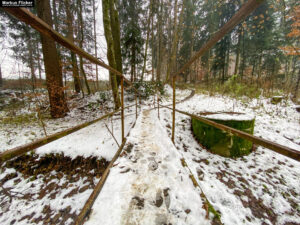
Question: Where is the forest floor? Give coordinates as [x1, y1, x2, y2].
[0, 87, 299, 225]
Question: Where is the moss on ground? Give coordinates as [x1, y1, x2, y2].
[0, 113, 38, 126]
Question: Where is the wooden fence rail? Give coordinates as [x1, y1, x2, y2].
[161, 105, 300, 162]
[0, 104, 136, 163]
[74, 139, 127, 225]
[1, 7, 145, 163]
[2, 7, 140, 95]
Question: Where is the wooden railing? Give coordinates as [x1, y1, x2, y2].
[3, 2, 299, 225]
[160, 103, 300, 162]
[0, 7, 144, 163]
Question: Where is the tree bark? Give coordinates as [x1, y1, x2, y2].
[293, 69, 300, 100]
[65, 0, 81, 93]
[52, 0, 62, 59]
[151, 13, 155, 82]
[141, 0, 153, 82]
[24, 26, 36, 91]
[190, 0, 195, 83]
[92, 0, 99, 90]
[234, 27, 241, 75]
[78, 0, 91, 95]
[109, 0, 123, 85]
[165, 0, 179, 83]
[36, 0, 69, 118]
[36, 42, 42, 80]
[156, 0, 163, 82]
[102, 0, 121, 109]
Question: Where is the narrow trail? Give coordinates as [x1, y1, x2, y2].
[85, 109, 210, 225]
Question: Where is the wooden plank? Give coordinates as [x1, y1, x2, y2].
[0, 104, 135, 163]
[173, 0, 265, 77]
[162, 106, 300, 162]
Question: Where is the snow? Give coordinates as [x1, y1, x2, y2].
[202, 112, 255, 121]
[35, 109, 136, 161]
[0, 90, 136, 154]
[0, 167, 97, 225]
[1, 87, 300, 225]
[177, 93, 300, 151]
[85, 109, 211, 225]
[159, 92, 300, 225]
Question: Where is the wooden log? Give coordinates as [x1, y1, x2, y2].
[161, 106, 300, 162]
[74, 139, 127, 225]
[0, 104, 136, 163]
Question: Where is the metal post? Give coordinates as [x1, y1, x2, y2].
[157, 94, 160, 119]
[171, 76, 176, 143]
[153, 91, 156, 108]
[121, 76, 124, 142]
[135, 93, 138, 119]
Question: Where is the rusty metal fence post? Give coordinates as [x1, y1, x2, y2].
[171, 76, 176, 143]
[121, 76, 124, 142]
[157, 94, 160, 119]
[135, 93, 138, 119]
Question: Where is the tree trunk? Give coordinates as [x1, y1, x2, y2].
[36, 42, 42, 80]
[166, 0, 180, 83]
[156, 0, 163, 82]
[257, 50, 263, 87]
[36, 0, 69, 118]
[28, 40, 36, 91]
[92, 0, 99, 90]
[78, 0, 91, 95]
[65, 0, 81, 93]
[141, 0, 153, 82]
[23, 26, 36, 91]
[109, 0, 123, 85]
[240, 26, 245, 80]
[293, 69, 300, 100]
[190, 7, 195, 83]
[225, 37, 230, 78]
[151, 14, 155, 82]
[52, 0, 61, 59]
[251, 60, 256, 84]
[102, 0, 121, 109]
[234, 28, 241, 75]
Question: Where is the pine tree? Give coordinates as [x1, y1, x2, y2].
[118, 0, 144, 82]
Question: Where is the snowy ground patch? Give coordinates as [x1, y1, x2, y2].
[86, 109, 213, 225]
[159, 93, 300, 225]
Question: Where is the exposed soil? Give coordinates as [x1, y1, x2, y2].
[0, 153, 109, 225]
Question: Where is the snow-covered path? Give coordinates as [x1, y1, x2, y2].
[85, 109, 212, 225]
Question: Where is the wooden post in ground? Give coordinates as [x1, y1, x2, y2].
[121, 76, 124, 142]
[171, 76, 176, 143]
